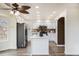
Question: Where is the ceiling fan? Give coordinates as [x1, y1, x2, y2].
[0, 3, 31, 14]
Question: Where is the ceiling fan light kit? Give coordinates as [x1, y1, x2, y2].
[2, 3, 31, 15]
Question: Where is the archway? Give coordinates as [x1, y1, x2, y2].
[57, 17, 65, 45]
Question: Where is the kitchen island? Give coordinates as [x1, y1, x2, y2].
[30, 35, 49, 55]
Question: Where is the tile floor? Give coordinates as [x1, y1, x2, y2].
[0, 41, 64, 56]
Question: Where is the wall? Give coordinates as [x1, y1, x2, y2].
[0, 16, 16, 51]
[65, 4, 79, 55]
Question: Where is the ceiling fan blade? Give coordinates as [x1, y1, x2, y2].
[19, 10, 29, 14]
[12, 3, 19, 8]
[21, 6, 31, 10]
[5, 3, 12, 7]
[0, 8, 11, 10]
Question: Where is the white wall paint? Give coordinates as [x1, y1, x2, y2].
[8, 18, 17, 49]
[65, 4, 79, 55]
[0, 16, 16, 51]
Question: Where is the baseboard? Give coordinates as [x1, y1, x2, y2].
[31, 52, 49, 56]
[56, 45, 64, 47]
[32, 54, 49, 56]
[0, 47, 16, 52]
[0, 48, 9, 52]
[65, 54, 79, 56]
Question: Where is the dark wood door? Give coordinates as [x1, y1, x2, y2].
[58, 17, 65, 45]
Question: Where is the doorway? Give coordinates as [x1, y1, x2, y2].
[17, 23, 28, 48]
[57, 17, 65, 45]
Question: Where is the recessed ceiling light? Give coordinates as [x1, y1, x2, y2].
[35, 6, 39, 8]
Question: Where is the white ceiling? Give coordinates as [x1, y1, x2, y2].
[20, 3, 66, 21]
[0, 3, 79, 22]
[0, 3, 66, 20]
[0, 3, 79, 28]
